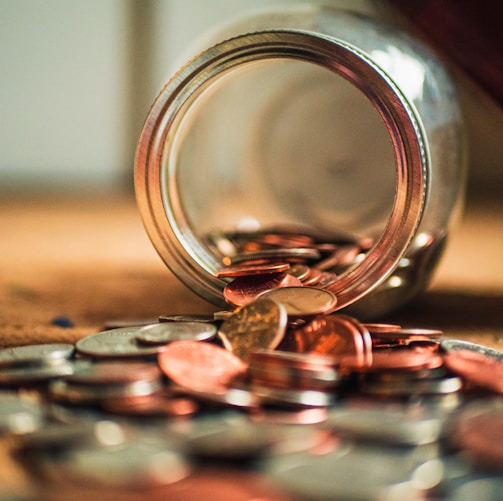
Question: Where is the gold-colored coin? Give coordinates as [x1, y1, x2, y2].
[217, 299, 288, 361]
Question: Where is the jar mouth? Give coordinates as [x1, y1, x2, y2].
[135, 29, 428, 311]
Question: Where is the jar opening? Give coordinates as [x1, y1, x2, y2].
[136, 30, 427, 310]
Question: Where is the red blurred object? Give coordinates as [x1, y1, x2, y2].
[388, 0, 503, 108]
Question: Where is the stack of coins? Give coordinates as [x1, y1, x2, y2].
[0, 297, 502, 499]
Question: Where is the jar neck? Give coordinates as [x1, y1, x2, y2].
[135, 29, 428, 311]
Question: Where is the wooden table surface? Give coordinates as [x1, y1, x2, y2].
[0, 191, 502, 498]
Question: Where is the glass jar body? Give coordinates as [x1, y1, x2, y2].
[135, 5, 466, 319]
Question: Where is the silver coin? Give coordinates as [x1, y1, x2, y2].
[0, 392, 44, 435]
[252, 384, 335, 408]
[440, 338, 503, 361]
[75, 327, 167, 358]
[136, 321, 217, 345]
[0, 343, 74, 368]
[48, 378, 163, 405]
[362, 375, 463, 397]
[257, 286, 338, 317]
[158, 314, 217, 323]
[0, 361, 77, 385]
[448, 477, 503, 501]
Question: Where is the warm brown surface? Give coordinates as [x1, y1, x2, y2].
[1, 192, 502, 351]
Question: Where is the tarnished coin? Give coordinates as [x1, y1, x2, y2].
[0, 343, 74, 368]
[75, 327, 167, 358]
[158, 341, 247, 393]
[217, 299, 287, 361]
[136, 321, 217, 345]
[258, 286, 338, 317]
[223, 273, 302, 307]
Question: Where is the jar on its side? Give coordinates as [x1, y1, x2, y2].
[135, 5, 466, 319]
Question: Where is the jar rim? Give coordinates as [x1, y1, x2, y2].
[135, 29, 428, 310]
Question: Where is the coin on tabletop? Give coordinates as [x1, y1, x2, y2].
[258, 286, 338, 317]
[217, 298, 288, 361]
[158, 340, 248, 393]
[75, 326, 168, 358]
[136, 321, 217, 345]
[0, 343, 75, 368]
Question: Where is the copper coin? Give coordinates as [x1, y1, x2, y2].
[301, 268, 323, 286]
[363, 323, 402, 334]
[103, 394, 198, 417]
[158, 341, 247, 393]
[287, 264, 311, 281]
[216, 262, 290, 278]
[223, 273, 302, 307]
[217, 299, 287, 361]
[289, 314, 372, 369]
[443, 349, 503, 393]
[257, 286, 338, 317]
[228, 247, 321, 265]
[363, 347, 444, 372]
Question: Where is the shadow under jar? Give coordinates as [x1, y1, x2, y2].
[135, 5, 466, 319]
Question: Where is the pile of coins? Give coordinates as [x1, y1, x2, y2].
[0, 290, 502, 500]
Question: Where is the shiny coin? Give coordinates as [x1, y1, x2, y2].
[363, 347, 444, 372]
[252, 384, 335, 408]
[371, 327, 443, 343]
[136, 321, 217, 345]
[75, 326, 167, 358]
[216, 261, 290, 278]
[223, 272, 302, 307]
[0, 392, 44, 435]
[217, 299, 287, 361]
[440, 338, 503, 361]
[258, 286, 338, 317]
[0, 343, 74, 368]
[289, 314, 372, 369]
[158, 341, 247, 393]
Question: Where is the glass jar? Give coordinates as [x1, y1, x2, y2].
[134, 4, 466, 319]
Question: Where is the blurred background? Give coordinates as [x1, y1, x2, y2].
[1, 0, 501, 196]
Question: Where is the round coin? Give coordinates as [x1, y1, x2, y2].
[158, 341, 247, 393]
[136, 321, 217, 345]
[258, 286, 338, 317]
[75, 327, 167, 358]
[0, 392, 44, 434]
[223, 273, 302, 307]
[216, 262, 290, 278]
[217, 299, 287, 361]
[0, 343, 75, 368]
